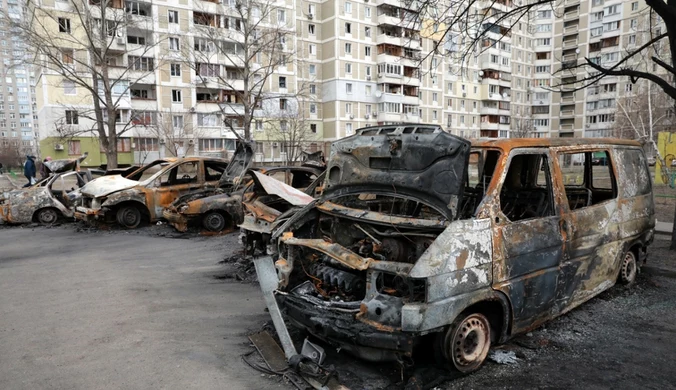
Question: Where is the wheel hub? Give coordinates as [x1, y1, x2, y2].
[621, 252, 637, 282]
[454, 317, 488, 366]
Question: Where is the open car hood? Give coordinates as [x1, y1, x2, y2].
[250, 171, 314, 206]
[219, 142, 255, 187]
[323, 125, 470, 220]
[80, 175, 140, 198]
[44, 153, 89, 174]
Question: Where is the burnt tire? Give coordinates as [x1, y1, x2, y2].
[116, 205, 142, 229]
[439, 312, 491, 374]
[202, 211, 226, 232]
[36, 208, 59, 225]
[619, 250, 638, 285]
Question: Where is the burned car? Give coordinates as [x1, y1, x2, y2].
[75, 157, 229, 228]
[255, 125, 654, 374]
[0, 155, 101, 225]
[164, 149, 323, 233]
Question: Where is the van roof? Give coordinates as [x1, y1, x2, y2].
[471, 137, 642, 149]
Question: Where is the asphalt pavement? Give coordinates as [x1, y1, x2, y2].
[0, 227, 280, 390]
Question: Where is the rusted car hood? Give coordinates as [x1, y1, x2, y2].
[324, 127, 470, 219]
[80, 175, 141, 198]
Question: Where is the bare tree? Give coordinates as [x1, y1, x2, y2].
[0, 140, 25, 169]
[511, 114, 535, 138]
[263, 102, 318, 166]
[5, 0, 165, 168]
[183, 0, 296, 142]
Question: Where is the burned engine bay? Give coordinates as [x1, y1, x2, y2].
[261, 126, 471, 360]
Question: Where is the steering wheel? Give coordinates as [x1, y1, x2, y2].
[181, 174, 192, 180]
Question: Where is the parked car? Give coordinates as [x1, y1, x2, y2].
[163, 146, 323, 233]
[75, 156, 229, 228]
[254, 125, 655, 375]
[0, 155, 102, 225]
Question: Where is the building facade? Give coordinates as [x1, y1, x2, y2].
[0, 0, 38, 167]
[29, 0, 666, 167]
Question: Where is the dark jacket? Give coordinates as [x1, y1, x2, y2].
[24, 156, 36, 177]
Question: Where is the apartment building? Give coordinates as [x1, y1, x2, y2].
[0, 0, 38, 165]
[30, 0, 666, 167]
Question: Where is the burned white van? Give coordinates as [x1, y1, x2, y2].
[255, 125, 655, 374]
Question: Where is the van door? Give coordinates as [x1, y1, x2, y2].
[553, 149, 619, 313]
[491, 149, 564, 333]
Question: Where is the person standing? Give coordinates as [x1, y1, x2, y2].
[23, 155, 36, 187]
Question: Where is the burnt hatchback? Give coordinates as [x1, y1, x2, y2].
[255, 125, 655, 374]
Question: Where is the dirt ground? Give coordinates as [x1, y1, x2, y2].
[1, 224, 676, 389]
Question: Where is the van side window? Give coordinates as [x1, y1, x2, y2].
[500, 153, 554, 222]
[558, 151, 617, 210]
[460, 149, 500, 219]
[618, 149, 651, 197]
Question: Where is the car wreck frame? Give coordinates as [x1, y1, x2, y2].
[255, 126, 655, 374]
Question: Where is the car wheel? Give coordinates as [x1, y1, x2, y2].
[619, 250, 638, 284]
[116, 205, 142, 229]
[202, 211, 227, 232]
[440, 312, 491, 373]
[37, 208, 59, 225]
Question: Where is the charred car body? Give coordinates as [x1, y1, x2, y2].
[0, 155, 101, 225]
[257, 125, 655, 373]
[163, 144, 324, 233]
[75, 157, 229, 228]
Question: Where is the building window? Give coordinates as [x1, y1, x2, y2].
[344, 1, 351, 14]
[309, 64, 316, 74]
[365, 27, 371, 38]
[309, 103, 316, 114]
[172, 115, 184, 129]
[310, 124, 317, 133]
[170, 63, 181, 76]
[171, 89, 182, 103]
[128, 56, 154, 71]
[365, 46, 371, 56]
[168, 10, 179, 24]
[280, 120, 288, 131]
[631, 1, 638, 11]
[346, 123, 353, 135]
[309, 44, 316, 55]
[308, 24, 315, 34]
[279, 76, 286, 88]
[345, 63, 352, 74]
[255, 120, 263, 131]
[63, 80, 76, 95]
[58, 18, 71, 33]
[309, 84, 316, 94]
[345, 43, 352, 55]
[198, 113, 221, 127]
[277, 9, 286, 23]
[346, 83, 353, 94]
[117, 138, 131, 152]
[279, 98, 287, 110]
[169, 37, 179, 51]
[345, 103, 352, 114]
[137, 138, 159, 151]
[365, 7, 371, 18]
[62, 49, 74, 65]
[65, 110, 78, 124]
[345, 22, 351, 34]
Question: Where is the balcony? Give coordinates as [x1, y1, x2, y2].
[377, 112, 403, 122]
[560, 109, 575, 117]
[563, 9, 579, 20]
[564, 24, 578, 34]
[562, 39, 578, 50]
[377, 33, 403, 47]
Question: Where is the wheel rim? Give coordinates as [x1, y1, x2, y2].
[621, 251, 637, 283]
[451, 314, 490, 371]
[204, 213, 225, 231]
[39, 209, 57, 224]
[119, 208, 140, 227]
